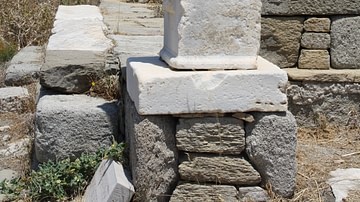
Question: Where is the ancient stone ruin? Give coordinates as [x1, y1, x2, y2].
[125, 0, 296, 201]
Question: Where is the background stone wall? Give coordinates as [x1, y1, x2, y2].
[260, 0, 360, 70]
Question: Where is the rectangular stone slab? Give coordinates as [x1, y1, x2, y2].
[126, 56, 288, 115]
[178, 155, 261, 185]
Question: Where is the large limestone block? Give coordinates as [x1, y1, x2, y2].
[42, 6, 113, 93]
[127, 56, 288, 115]
[246, 111, 297, 198]
[176, 117, 245, 154]
[262, 0, 360, 15]
[0, 87, 30, 114]
[84, 160, 134, 202]
[160, 0, 262, 70]
[298, 50, 330, 69]
[331, 17, 360, 69]
[5, 46, 43, 86]
[179, 155, 261, 185]
[124, 92, 178, 202]
[301, 33, 330, 49]
[35, 94, 118, 162]
[170, 184, 238, 202]
[260, 17, 304, 68]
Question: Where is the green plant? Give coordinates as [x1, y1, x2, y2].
[0, 142, 125, 201]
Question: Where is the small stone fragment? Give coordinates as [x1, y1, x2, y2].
[298, 50, 330, 69]
[304, 18, 331, 32]
[301, 33, 330, 49]
[238, 186, 269, 202]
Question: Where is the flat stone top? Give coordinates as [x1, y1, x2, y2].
[286, 68, 360, 83]
[0, 87, 29, 99]
[37, 94, 116, 113]
[56, 5, 103, 21]
[10, 46, 43, 64]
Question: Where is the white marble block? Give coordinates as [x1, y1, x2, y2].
[160, 0, 262, 70]
[127, 56, 287, 115]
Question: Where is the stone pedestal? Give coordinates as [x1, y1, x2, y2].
[160, 0, 261, 70]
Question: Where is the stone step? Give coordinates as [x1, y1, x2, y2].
[5, 46, 44, 86]
[176, 117, 245, 154]
[0, 87, 31, 114]
[35, 93, 118, 162]
[179, 155, 261, 185]
[41, 5, 113, 93]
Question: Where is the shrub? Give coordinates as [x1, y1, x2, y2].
[0, 142, 125, 201]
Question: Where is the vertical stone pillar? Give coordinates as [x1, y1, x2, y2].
[160, 0, 262, 70]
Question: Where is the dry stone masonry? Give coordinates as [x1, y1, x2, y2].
[125, 0, 297, 201]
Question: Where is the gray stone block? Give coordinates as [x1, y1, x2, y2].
[124, 92, 178, 202]
[179, 155, 261, 185]
[0, 87, 30, 114]
[260, 17, 304, 68]
[35, 94, 118, 162]
[301, 33, 330, 49]
[238, 186, 269, 202]
[304, 18, 331, 32]
[287, 82, 360, 128]
[5, 46, 43, 86]
[331, 16, 360, 69]
[298, 50, 330, 69]
[176, 117, 245, 154]
[84, 159, 134, 202]
[246, 111, 297, 198]
[170, 184, 238, 202]
[262, 0, 360, 15]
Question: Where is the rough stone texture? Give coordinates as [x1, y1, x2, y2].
[260, 17, 304, 68]
[0, 87, 30, 114]
[238, 187, 269, 202]
[35, 94, 118, 162]
[286, 68, 360, 83]
[304, 18, 331, 32]
[170, 184, 238, 202]
[124, 91, 178, 202]
[127, 56, 288, 115]
[179, 155, 261, 185]
[331, 16, 360, 69]
[0, 169, 18, 182]
[42, 5, 113, 93]
[160, 0, 261, 70]
[84, 160, 134, 202]
[246, 111, 297, 198]
[301, 33, 330, 49]
[0, 138, 32, 173]
[298, 50, 330, 69]
[287, 82, 360, 128]
[5, 46, 43, 86]
[261, 0, 360, 15]
[176, 117, 245, 154]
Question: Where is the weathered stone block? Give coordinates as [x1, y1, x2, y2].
[260, 17, 304, 68]
[238, 187, 269, 202]
[304, 18, 331, 32]
[127, 56, 288, 115]
[84, 160, 134, 202]
[331, 16, 360, 69]
[42, 6, 113, 93]
[299, 50, 330, 69]
[179, 155, 261, 185]
[0, 87, 30, 114]
[35, 94, 118, 162]
[170, 184, 238, 202]
[287, 82, 360, 127]
[262, 0, 360, 15]
[301, 33, 330, 49]
[5, 46, 43, 86]
[246, 111, 297, 198]
[124, 92, 178, 202]
[160, 0, 261, 70]
[176, 117, 245, 154]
